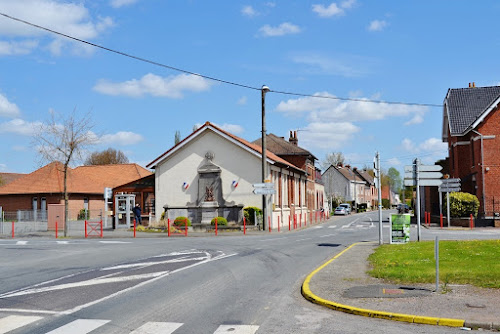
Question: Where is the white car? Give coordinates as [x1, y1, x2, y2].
[339, 203, 351, 214]
[334, 206, 347, 215]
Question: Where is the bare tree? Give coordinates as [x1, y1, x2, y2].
[33, 110, 97, 237]
[85, 148, 129, 165]
[320, 152, 345, 171]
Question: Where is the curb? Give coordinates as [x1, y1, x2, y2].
[301, 242, 466, 328]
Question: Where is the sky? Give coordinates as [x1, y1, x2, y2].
[1, 1, 499, 175]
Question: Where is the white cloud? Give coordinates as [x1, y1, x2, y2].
[312, 1, 356, 17]
[0, 118, 41, 136]
[299, 121, 360, 150]
[387, 157, 402, 167]
[0, 0, 114, 55]
[368, 20, 388, 32]
[0, 93, 21, 117]
[276, 92, 429, 124]
[400, 137, 447, 156]
[194, 122, 244, 135]
[291, 53, 370, 77]
[237, 96, 248, 105]
[241, 5, 258, 17]
[258, 22, 301, 37]
[312, 3, 344, 17]
[93, 73, 214, 98]
[100, 131, 144, 145]
[110, 0, 139, 8]
[0, 40, 39, 55]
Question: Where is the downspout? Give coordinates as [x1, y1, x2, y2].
[471, 129, 486, 217]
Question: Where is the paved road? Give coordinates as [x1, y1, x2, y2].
[1, 211, 498, 333]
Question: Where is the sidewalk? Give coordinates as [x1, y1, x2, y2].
[303, 242, 500, 330]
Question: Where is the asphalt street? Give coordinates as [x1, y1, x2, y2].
[1, 210, 499, 333]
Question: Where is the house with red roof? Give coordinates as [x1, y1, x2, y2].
[147, 122, 326, 229]
[0, 161, 151, 220]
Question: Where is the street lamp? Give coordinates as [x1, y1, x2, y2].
[261, 85, 270, 231]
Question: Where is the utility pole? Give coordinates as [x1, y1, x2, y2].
[375, 152, 383, 245]
[261, 85, 270, 231]
[415, 158, 421, 241]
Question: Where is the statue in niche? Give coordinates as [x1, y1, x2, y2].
[205, 186, 215, 202]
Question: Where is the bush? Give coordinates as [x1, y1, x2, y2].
[244, 207, 262, 225]
[173, 216, 191, 226]
[382, 199, 390, 209]
[211, 216, 227, 226]
[444, 192, 479, 218]
[77, 208, 89, 220]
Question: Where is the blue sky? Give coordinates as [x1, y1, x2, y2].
[1, 1, 499, 175]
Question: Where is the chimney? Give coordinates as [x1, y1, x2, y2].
[289, 130, 298, 146]
[469, 82, 476, 88]
[345, 164, 351, 169]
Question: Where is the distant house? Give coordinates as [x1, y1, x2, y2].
[147, 122, 325, 229]
[322, 164, 368, 210]
[0, 161, 151, 220]
[443, 83, 500, 218]
[354, 168, 377, 209]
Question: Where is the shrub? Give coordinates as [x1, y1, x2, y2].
[77, 208, 89, 220]
[173, 216, 191, 226]
[211, 216, 228, 226]
[444, 192, 479, 218]
[382, 199, 390, 209]
[244, 207, 262, 225]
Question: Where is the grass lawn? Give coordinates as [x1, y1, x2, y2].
[367, 239, 500, 288]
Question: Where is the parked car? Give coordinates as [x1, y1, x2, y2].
[334, 206, 347, 215]
[339, 203, 351, 214]
[397, 204, 410, 214]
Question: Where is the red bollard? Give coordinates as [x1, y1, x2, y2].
[134, 219, 136, 238]
[55, 221, 58, 239]
[243, 216, 247, 235]
[299, 213, 302, 228]
[168, 218, 171, 237]
[268, 216, 271, 233]
[100, 220, 103, 238]
[85, 220, 87, 238]
[12, 221, 14, 238]
[470, 214, 474, 229]
[294, 214, 297, 229]
[278, 216, 280, 232]
[289, 215, 291, 231]
[440, 214, 443, 229]
[185, 217, 188, 236]
[215, 217, 218, 236]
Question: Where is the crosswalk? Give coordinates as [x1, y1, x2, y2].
[0, 315, 260, 334]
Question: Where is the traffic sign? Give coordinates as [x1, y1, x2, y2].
[253, 188, 275, 195]
[404, 179, 443, 187]
[442, 178, 460, 183]
[253, 183, 274, 189]
[404, 172, 443, 179]
[404, 164, 442, 173]
[439, 187, 461, 193]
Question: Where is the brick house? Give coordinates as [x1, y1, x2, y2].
[322, 164, 367, 210]
[251, 131, 325, 212]
[443, 84, 500, 218]
[0, 161, 151, 220]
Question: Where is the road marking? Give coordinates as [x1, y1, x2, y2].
[0, 315, 43, 334]
[295, 238, 312, 242]
[214, 325, 259, 334]
[45, 319, 110, 334]
[130, 322, 183, 334]
[16, 241, 28, 245]
[328, 226, 337, 229]
[102, 255, 208, 270]
[319, 234, 337, 238]
[99, 241, 132, 244]
[56, 241, 69, 244]
[0, 308, 58, 315]
[258, 237, 287, 242]
[312, 226, 323, 229]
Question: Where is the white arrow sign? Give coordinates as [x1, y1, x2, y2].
[439, 187, 461, 192]
[442, 178, 461, 184]
[404, 164, 442, 173]
[253, 188, 275, 195]
[404, 179, 443, 187]
[404, 172, 443, 179]
[253, 183, 274, 189]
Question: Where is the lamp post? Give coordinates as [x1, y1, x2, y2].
[261, 85, 270, 231]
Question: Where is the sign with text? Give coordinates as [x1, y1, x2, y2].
[390, 214, 411, 244]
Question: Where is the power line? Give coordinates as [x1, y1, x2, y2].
[0, 11, 443, 108]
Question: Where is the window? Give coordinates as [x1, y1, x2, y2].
[84, 197, 89, 210]
[32, 197, 38, 211]
[41, 197, 47, 211]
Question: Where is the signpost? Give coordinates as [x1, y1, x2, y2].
[439, 178, 461, 227]
[253, 188, 275, 195]
[404, 159, 443, 241]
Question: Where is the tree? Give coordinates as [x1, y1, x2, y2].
[85, 148, 129, 165]
[174, 130, 181, 145]
[387, 167, 402, 192]
[33, 110, 97, 237]
[320, 152, 345, 170]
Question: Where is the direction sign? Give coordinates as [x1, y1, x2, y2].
[253, 188, 275, 195]
[253, 183, 274, 189]
[404, 172, 443, 179]
[442, 178, 460, 183]
[439, 187, 461, 193]
[404, 164, 442, 173]
[404, 179, 443, 187]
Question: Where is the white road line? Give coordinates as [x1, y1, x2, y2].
[0, 315, 43, 334]
[328, 225, 337, 229]
[16, 241, 28, 245]
[99, 241, 132, 244]
[56, 241, 69, 244]
[101, 256, 208, 270]
[319, 234, 337, 238]
[295, 238, 312, 242]
[45, 319, 110, 334]
[0, 308, 59, 315]
[214, 325, 259, 334]
[312, 226, 323, 229]
[258, 237, 287, 242]
[130, 322, 183, 334]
